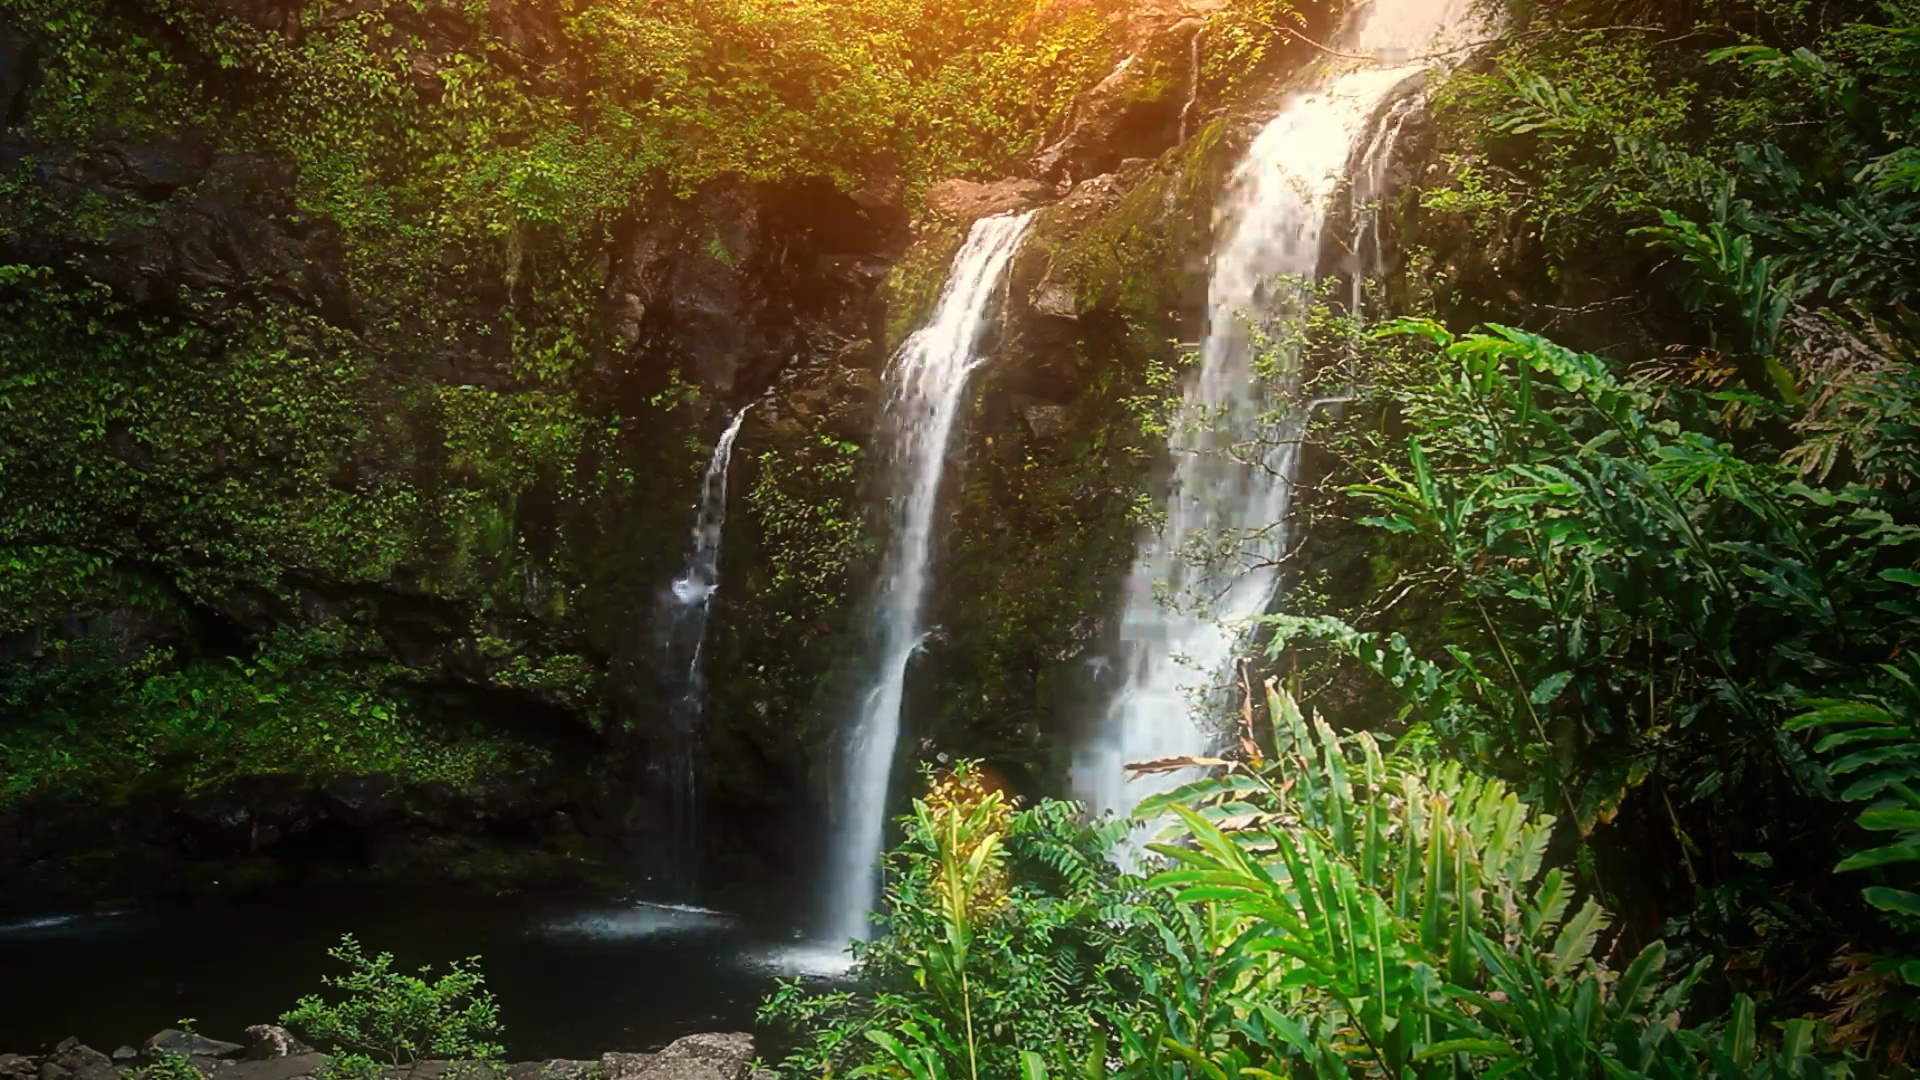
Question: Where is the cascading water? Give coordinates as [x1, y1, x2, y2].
[823, 211, 1036, 947]
[1076, 0, 1478, 828]
[658, 406, 751, 879]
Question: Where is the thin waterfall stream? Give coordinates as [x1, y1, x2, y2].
[1077, 0, 1478, 829]
[659, 406, 751, 881]
[821, 211, 1036, 951]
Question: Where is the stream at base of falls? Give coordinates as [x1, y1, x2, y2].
[0, 886, 837, 1058]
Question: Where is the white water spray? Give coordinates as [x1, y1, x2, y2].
[1077, 0, 1478, 830]
[659, 406, 751, 875]
[824, 211, 1036, 947]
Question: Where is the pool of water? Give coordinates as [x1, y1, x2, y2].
[0, 887, 855, 1059]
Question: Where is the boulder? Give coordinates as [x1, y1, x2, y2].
[0, 1058, 37, 1080]
[100, 137, 216, 198]
[601, 1033, 754, 1080]
[50, 1043, 115, 1080]
[111, 1051, 139, 1065]
[143, 1030, 246, 1061]
[49, 1046, 104, 1069]
[240, 1027, 311, 1062]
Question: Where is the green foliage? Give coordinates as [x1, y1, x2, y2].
[1283, 319, 1920, 848]
[760, 766, 1146, 1080]
[1633, 186, 1798, 360]
[771, 705, 1864, 1079]
[0, 273, 414, 621]
[1705, 3, 1920, 308]
[123, 1049, 203, 1080]
[281, 934, 505, 1075]
[2, 0, 215, 142]
[1787, 665, 1920, 1052]
[0, 622, 543, 806]
[1423, 28, 1725, 250]
[1284, 260, 1920, 1057]
[1109, 684, 1846, 1079]
[1420, 0, 1920, 319]
[744, 437, 868, 627]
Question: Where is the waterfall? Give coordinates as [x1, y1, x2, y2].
[659, 405, 751, 879]
[824, 211, 1036, 946]
[1076, 0, 1478, 829]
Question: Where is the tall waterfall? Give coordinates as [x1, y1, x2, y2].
[824, 211, 1036, 946]
[659, 406, 751, 878]
[1076, 0, 1477, 826]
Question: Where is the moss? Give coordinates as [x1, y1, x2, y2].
[1046, 118, 1230, 323]
[879, 223, 968, 352]
[0, 621, 555, 808]
[910, 124, 1250, 787]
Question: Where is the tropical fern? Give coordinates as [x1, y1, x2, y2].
[1786, 658, 1920, 1055]
[1126, 683, 1851, 1078]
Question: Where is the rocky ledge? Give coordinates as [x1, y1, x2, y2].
[2, 1029, 768, 1080]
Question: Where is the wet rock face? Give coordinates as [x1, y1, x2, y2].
[0, 0, 902, 907]
[1027, 3, 1225, 184]
[606, 177, 902, 399]
[0, 137, 352, 322]
[922, 178, 1054, 222]
[0, 21, 35, 129]
[0, 769, 631, 916]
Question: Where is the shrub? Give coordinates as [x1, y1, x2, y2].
[281, 934, 505, 1078]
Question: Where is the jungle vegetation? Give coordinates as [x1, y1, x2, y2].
[759, 0, 1920, 1075]
[0, 0, 1305, 803]
[0, 0, 1917, 1072]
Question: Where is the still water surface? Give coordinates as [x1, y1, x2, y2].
[0, 887, 844, 1058]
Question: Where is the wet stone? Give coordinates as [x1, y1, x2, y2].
[143, 1031, 245, 1062]
[215, 1054, 327, 1080]
[239, 1028, 309, 1062]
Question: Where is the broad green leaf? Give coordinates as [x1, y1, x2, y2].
[1549, 899, 1609, 978]
[1858, 807, 1920, 832]
[1862, 886, 1920, 917]
[1836, 843, 1920, 871]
